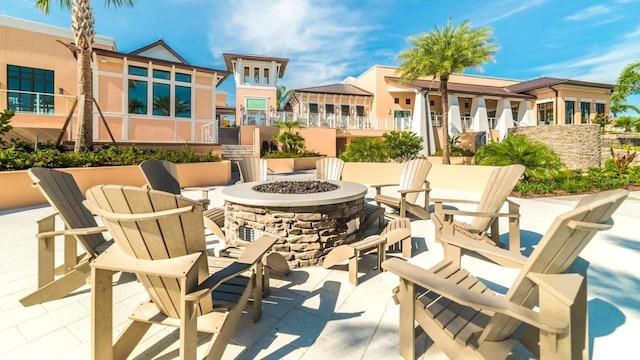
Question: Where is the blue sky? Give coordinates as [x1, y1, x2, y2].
[4, 0, 640, 110]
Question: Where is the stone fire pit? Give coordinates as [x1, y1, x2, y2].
[222, 180, 367, 268]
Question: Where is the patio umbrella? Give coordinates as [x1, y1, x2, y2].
[411, 91, 436, 155]
[495, 99, 514, 140]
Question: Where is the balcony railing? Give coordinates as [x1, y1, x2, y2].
[0, 89, 77, 116]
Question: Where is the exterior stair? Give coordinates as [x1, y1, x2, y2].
[221, 145, 255, 162]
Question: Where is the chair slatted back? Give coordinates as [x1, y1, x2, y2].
[28, 168, 106, 255]
[397, 159, 432, 205]
[470, 164, 525, 231]
[479, 189, 628, 343]
[139, 159, 181, 195]
[238, 158, 267, 183]
[316, 157, 345, 181]
[85, 185, 211, 318]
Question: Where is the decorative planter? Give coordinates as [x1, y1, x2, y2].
[0, 161, 231, 211]
[266, 157, 323, 173]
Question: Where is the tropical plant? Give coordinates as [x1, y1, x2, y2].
[473, 135, 563, 181]
[35, 0, 136, 151]
[277, 85, 294, 110]
[610, 147, 637, 176]
[397, 19, 498, 164]
[0, 109, 15, 147]
[613, 115, 640, 132]
[273, 120, 305, 153]
[610, 60, 640, 116]
[593, 113, 612, 130]
[383, 131, 423, 162]
[339, 137, 388, 162]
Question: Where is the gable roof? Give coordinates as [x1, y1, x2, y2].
[506, 77, 614, 93]
[128, 39, 190, 64]
[295, 83, 373, 96]
[222, 53, 289, 77]
[385, 77, 536, 99]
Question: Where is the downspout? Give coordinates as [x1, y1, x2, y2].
[549, 86, 558, 124]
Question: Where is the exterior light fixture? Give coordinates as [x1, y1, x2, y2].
[58, 88, 64, 95]
[240, 105, 245, 112]
[387, 107, 391, 114]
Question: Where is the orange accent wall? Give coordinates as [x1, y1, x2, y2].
[195, 88, 213, 119]
[97, 74, 124, 113]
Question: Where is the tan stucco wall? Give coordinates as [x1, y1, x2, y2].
[0, 161, 231, 211]
[236, 87, 277, 121]
[240, 125, 337, 157]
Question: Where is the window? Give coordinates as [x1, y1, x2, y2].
[175, 73, 191, 83]
[537, 102, 553, 125]
[325, 104, 334, 114]
[405, 98, 411, 105]
[263, 68, 269, 85]
[512, 107, 518, 121]
[580, 102, 590, 124]
[152, 83, 170, 116]
[254, 68, 260, 84]
[175, 86, 191, 118]
[152, 69, 170, 80]
[6, 65, 54, 114]
[429, 100, 435, 106]
[128, 80, 148, 114]
[246, 97, 268, 125]
[565, 101, 575, 124]
[309, 103, 319, 113]
[464, 102, 470, 109]
[394, 98, 399, 104]
[356, 106, 364, 117]
[244, 67, 250, 83]
[128, 65, 148, 77]
[595, 103, 605, 114]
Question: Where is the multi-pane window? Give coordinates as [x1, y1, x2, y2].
[175, 73, 191, 83]
[325, 104, 334, 114]
[6, 65, 55, 114]
[565, 100, 575, 124]
[537, 102, 553, 125]
[356, 106, 364, 117]
[309, 103, 319, 113]
[128, 79, 148, 114]
[405, 98, 411, 105]
[175, 86, 191, 118]
[127, 65, 191, 117]
[245, 97, 267, 125]
[595, 103, 605, 115]
[152, 83, 170, 116]
[580, 102, 590, 124]
[152, 69, 170, 80]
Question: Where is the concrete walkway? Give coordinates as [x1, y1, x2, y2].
[0, 174, 638, 359]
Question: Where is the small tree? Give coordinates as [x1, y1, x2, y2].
[0, 109, 15, 147]
[383, 131, 423, 162]
[593, 113, 612, 130]
[273, 120, 305, 154]
[339, 138, 388, 162]
[613, 115, 640, 132]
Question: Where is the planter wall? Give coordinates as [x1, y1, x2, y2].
[341, 162, 499, 193]
[0, 161, 231, 211]
[266, 157, 323, 173]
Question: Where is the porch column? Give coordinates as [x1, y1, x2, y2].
[411, 90, 436, 156]
[517, 100, 534, 126]
[470, 96, 489, 132]
[448, 95, 463, 138]
[495, 99, 514, 140]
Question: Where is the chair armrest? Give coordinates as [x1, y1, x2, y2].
[430, 198, 480, 205]
[440, 234, 528, 267]
[83, 200, 195, 222]
[397, 188, 430, 195]
[36, 226, 108, 239]
[439, 208, 520, 219]
[371, 183, 399, 190]
[185, 261, 253, 302]
[182, 185, 216, 192]
[91, 244, 202, 277]
[382, 258, 569, 335]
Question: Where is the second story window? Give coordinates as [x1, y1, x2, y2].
[263, 68, 270, 85]
[244, 67, 250, 84]
[254, 68, 260, 84]
[7, 65, 55, 114]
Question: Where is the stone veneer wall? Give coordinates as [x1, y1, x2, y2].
[601, 133, 640, 147]
[511, 124, 601, 169]
[225, 198, 364, 268]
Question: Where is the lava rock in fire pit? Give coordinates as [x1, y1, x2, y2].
[252, 180, 339, 194]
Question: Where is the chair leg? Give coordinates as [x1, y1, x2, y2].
[398, 278, 416, 360]
[20, 262, 90, 306]
[349, 255, 359, 285]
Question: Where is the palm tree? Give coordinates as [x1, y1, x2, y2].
[397, 19, 498, 164]
[35, 0, 135, 151]
[277, 85, 293, 110]
[611, 60, 640, 117]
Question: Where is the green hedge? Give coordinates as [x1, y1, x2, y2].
[0, 142, 221, 171]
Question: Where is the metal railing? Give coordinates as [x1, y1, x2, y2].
[0, 89, 77, 116]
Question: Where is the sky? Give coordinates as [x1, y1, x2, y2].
[3, 0, 640, 111]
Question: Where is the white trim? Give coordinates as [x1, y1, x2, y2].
[580, 98, 592, 103]
[535, 98, 554, 104]
[564, 96, 577, 101]
[595, 99, 607, 104]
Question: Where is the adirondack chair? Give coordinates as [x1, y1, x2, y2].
[139, 159, 224, 239]
[323, 218, 412, 285]
[431, 164, 525, 267]
[383, 189, 628, 360]
[372, 158, 432, 219]
[237, 157, 268, 183]
[19, 167, 112, 306]
[84, 185, 278, 360]
[316, 157, 345, 180]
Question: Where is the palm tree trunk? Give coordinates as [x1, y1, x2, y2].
[72, 0, 96, 151]
[439, 77, 450, 165]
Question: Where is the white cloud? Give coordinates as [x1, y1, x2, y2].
[206, 0, 372, 90]
[565, 5, 612, 21]
[479, 0, 549, 24]
[535, 26, 640, 83]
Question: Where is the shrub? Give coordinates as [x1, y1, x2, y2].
[613, 115, 640, 132]
[0, 109, 15, 147]
[593, 113, 612, 130]
[473, 135, 563, 181]
[382, 131, 423, 162]
[339, 137, 388, 162]
[610, 147, 637, 175]
[273, 120, 305, 154]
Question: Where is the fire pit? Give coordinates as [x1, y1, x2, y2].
[222, 180, 367, 268]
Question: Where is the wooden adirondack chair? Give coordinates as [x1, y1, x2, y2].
[372, 158, 432, 219]
[383, 189, 628, 360]
[84, 185, 278, 360]
[431, 164, 525, 267]
[19, 167, 112, 306]
[139, 159, 224, 239]
[323, 218, 412, 285]
[316, 157, 345, 180]
[237, 157, 268, 183]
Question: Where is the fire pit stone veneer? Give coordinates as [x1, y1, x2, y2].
[222, 180, 367, 268]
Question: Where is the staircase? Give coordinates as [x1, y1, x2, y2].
[217, 127, 240, 145]
[221, 145, 255, 162]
